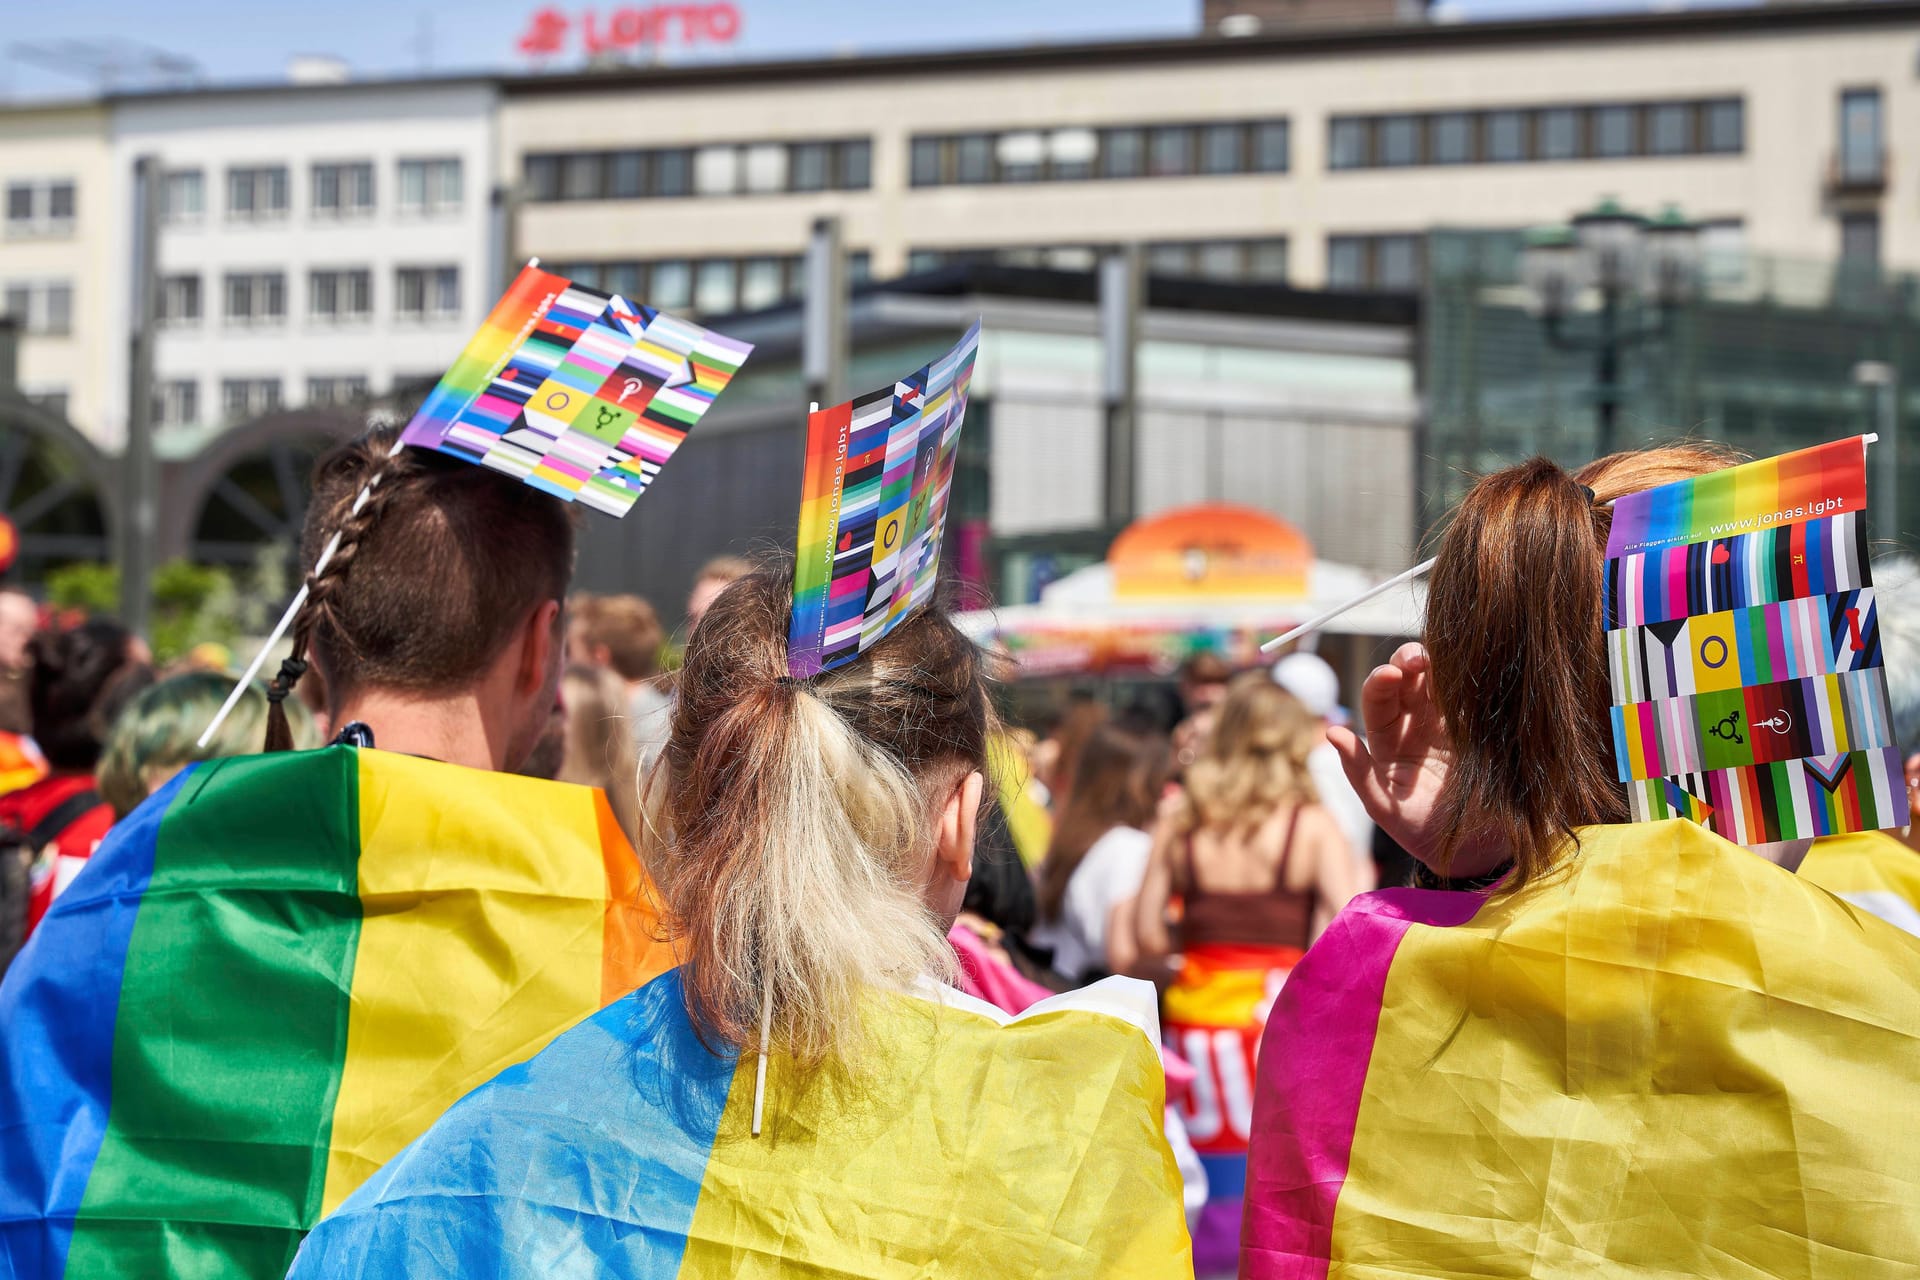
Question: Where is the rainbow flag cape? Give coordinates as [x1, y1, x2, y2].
[0, 747, 675, 1278]
[400, 263, 752, 516]
[1802, 828, 1920, 937]
[1243, 820, 1920, 1279]
[1604, 436, 1909, 843]
[787, 322, 979, 677]
[288, 971, 1192, 1278]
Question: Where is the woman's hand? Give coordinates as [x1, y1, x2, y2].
[1327, 642, 1492, 876]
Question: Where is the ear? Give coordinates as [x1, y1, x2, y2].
[518, 599, 563, 695]
[935, 770, 985, 887]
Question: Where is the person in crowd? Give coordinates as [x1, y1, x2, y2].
[94, 670, 320, 821]
[555, 661, 641, 842]
[1036, 695, 1107, 814]
[287, 568, 1191, 1278]
[684, 553, 753, 637]
[1031, 722, 1169, 984]
[1178, 651, 1232, 722]
[0, 587, 37, 736]
[567, 592, 671, 759]
[1798, 554, 1920, 933]
[1243, 446, 1920, 1277]
[0, 429, 683, 1277]
[1134, 671, 1361, 1274]
[1271, 651, 1376, 889]
[0, 619, 150, 946]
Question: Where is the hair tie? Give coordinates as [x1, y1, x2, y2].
[265, 655, 309, 704]
[1578, 484, 1597, 506]
[775, 675, 803, 690]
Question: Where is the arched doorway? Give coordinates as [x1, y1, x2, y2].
[0, 391, 114, 583]
[165, 408, 368, 571]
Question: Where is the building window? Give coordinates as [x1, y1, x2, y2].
[1538, 108, 1582, 160]
[954, 134, 993, 184]
[1050, 128, 1098, 180]
[1328, 117, 1370, 170]
[30, 388, 69, 419]
[158, 274, 201, 325]
[1486, 110, 1528, 163]
[162, 169, 205, 222]
[740, 257, 784, 310]
[694, 259, 737, 312]
[1840, 213, 1880, 267]
[307, 375, 369, 406]
[1200, 122, 1244, 175]
[310, 268, 372, 321]
[1149, 126, 1193, 176]
[157, 379, 199, 428]
[997, 132, 1045, 183]
[1378, 116, 1421, 167]
[693, 145, 740, 196]
[910, 137, 943, 187]
[607, 151, 647, 198]
[398, 158, 462, 215]
[396, 266, 460, 319]
[1648, 103, 1692, 156]
[1251, 120, 1289, 172]
[3, 179, 77, 235]
[561, 153, 603, 200]
[654, 150, 691, 197]
[1100, 128, 1145, 179]
[1704, 99, 1743, 154]
[1839, 89, 1883, 183]
[742, 144, 789, 194]
[223, 272, 286, 324]
[524, 154, 561, 201]
[312, 162, 374, 216]
[837, 139, 871, 190]
[227, 166, 290, 219]
[529, 137, 872, 200]
[1593, 105, 1638, 158]
[221, 377, 283, 423]
[1326, 233, 1424, 292]
[1430, 113, 1474, 165]
[1, 280, 73, 335]
[650, 260, 692, 310]
[793, 142, 831, 191]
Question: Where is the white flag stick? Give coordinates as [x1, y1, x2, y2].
[1261, 557, 1436, 654]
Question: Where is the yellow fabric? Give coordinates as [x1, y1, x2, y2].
[1802, 829, 1920, 938]
[989, 733, 1051, 869]
[319, 750, 674, 1211]
[678, 985, 1193, 1278]
[1334, 819, 1920, 1278]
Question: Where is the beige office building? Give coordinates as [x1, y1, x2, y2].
[501, 1, 1914, 311]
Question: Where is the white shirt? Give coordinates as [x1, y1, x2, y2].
[1032, 825, 1153, 983]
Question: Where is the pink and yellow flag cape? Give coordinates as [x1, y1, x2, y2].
[1244, 819, 1920, 1279]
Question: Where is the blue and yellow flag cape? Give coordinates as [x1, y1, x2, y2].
[289, 969, 1193, 1278]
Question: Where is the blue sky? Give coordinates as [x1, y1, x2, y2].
[0, 0, 1754, 98]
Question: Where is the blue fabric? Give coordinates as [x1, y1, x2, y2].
[287, 969, 731, 1279]
[0, 768, 189, 1278]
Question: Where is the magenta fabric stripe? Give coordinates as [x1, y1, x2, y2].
[1241, 886, 1485, 1279]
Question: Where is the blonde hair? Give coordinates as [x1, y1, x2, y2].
[558, 663, 640, 842]
[641, 568, 993, 1068]
[1179, 672, 1317, 833]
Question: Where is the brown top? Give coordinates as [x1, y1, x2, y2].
[1179, 806, 1314, 951]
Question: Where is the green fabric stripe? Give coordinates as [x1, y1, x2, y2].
[69, 747, 363, 1278]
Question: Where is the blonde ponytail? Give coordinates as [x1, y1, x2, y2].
[642, 569, 992, 1069]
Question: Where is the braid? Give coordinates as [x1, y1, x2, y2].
[263, 450, 406, 752]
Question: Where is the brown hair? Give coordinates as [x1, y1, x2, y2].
[573, 594, 665, 681]
[1037, 722, 1168, 921]
[694, 554, 754, 588]
[1043, 698, 1109, 804]
[264, 428, 576, 749]
[1178, 672, 1318, 834]
[558, 662, 640, 841]
[644, 567, 994, 1065]
[1423, 442, 1747, 886]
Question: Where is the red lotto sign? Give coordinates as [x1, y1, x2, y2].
[517, 4, 742, 58]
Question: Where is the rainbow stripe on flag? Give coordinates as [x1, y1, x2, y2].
[0, 747, 675, 1278]
[1243, 820, 1920, 1278]
[400, 264, 751, 517]
[1605, 436, 1869, 557]
[287, 971, 1192, 1278]
[788, 322, 979, 678]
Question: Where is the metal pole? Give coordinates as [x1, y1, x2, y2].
[1594, 283, 1619, 457]
[802, 216, 847, 410]
[120, 154, 162, 636]
[1099, 244, 1142, 528]
[1881, 375, 1899, 544]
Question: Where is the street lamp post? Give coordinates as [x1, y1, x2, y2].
[1521, 199, 1701, 457]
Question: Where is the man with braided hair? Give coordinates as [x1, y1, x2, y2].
[0, 428, 678, 1279]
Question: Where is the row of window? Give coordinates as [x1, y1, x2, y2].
[156, 266, 462, 325]
[155, 374, 391, 428]
[158, 158, 464, 223]
[524, 138, 871, 203]
[1, 281, 73, 335]
[5, 180, 77, 234]
[909, 120, 1290, 187]
[905, 237, 1291, 284]
[1328, 98, 1744, 170]
[547, 251, 872, 316]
